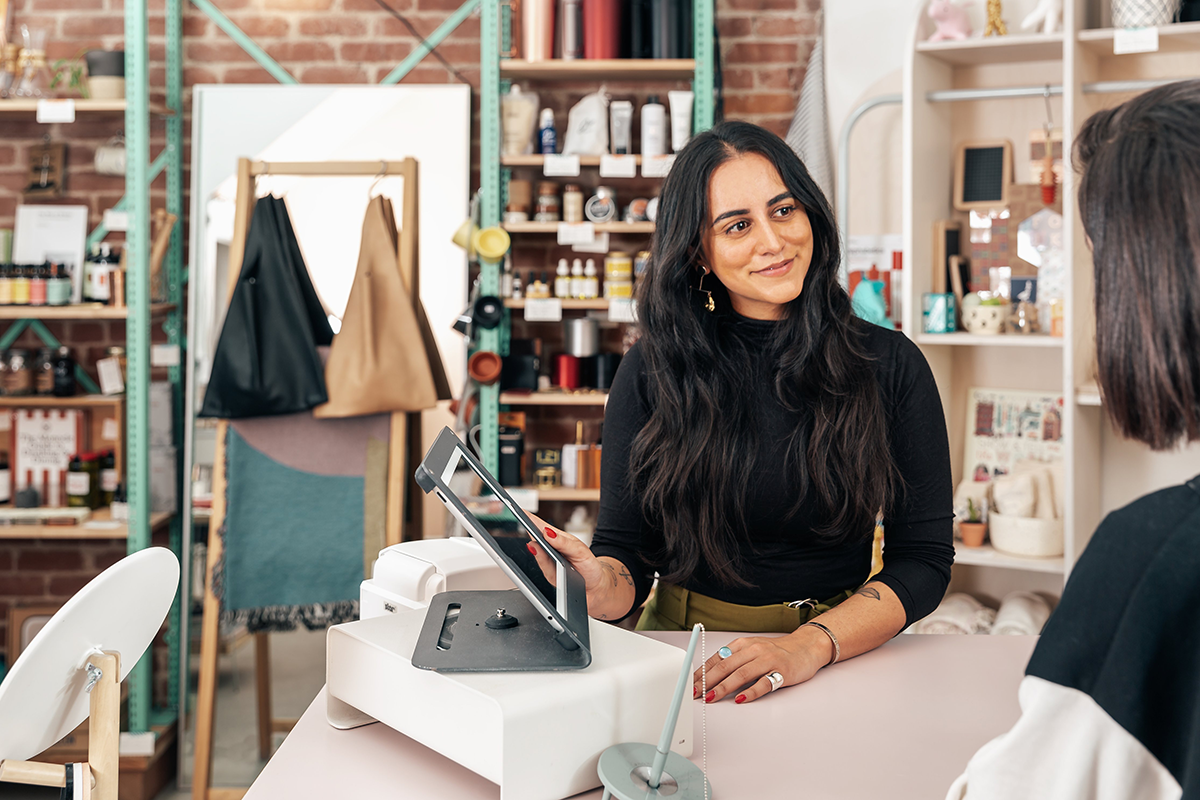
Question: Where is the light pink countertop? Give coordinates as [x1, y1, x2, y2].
[245, 632, 1036, 800]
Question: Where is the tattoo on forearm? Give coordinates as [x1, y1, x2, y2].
[854, 585, 882, 602]
[618, 567, 634, 587]
[600, 562, 619, 587]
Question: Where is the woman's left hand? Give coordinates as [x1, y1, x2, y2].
[692, 628, 831, 704]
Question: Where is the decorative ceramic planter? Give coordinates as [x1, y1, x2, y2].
[962, 305, 1005, 335]
[959, 522, 987, 548]
[1112, 0, 1181, 27]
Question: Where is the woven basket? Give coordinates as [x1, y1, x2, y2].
[1112, 0, 1180, 27]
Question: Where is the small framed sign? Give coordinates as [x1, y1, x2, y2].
[954, 139, 1012, 212]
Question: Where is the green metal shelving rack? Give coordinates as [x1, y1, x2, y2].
[477, 0, 716, 473]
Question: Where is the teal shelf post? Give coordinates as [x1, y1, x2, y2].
[693, 0, 715, 131]
[123, 0, 151, 736]
[478, 0, 503, 475]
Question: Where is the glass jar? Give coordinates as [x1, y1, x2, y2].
[67, 453, 100, 509]
[562, 184, 584, 224]
[34, 347, 55, 396]
[603, 251, 634, 299]
[534, 181, 560, 223]
[0, 43, 21, 99]
[101, 450, 118, 506]
[11, 26, 53, 99]
[0, 264, 12, 305]
[585, 186, 617, 223]
[11, 265, 30, 306]
[4, 349, 33, 396]
[52, 346, 75, 397]
[46, 263, 71, 306]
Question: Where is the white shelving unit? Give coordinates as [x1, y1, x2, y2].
[903, 2, 1200, 597]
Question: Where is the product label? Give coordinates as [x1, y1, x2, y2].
[101, 468, 119, 493]
[543, 154, 581, 177]
[599, 155, 638, 178]
[67, 471, 90, 496]
[37, 99, 76, 124]
[524, 298, 563, 322]
[571, 232, 611, 254]
[1113, 27, 1159, 54]
[557, 222, 596, 246]
[102, 209, 130, 231]
[642, 155, 676, 178]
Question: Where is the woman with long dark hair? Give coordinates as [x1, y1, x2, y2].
[531, 120, 954, 704]
[948, 81, 1200, 798]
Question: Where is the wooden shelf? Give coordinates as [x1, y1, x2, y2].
[522, 485, 601, 502]
[499, 58, 695, 81]
[1079, 21, 1200, 55]
[505, 298, 611, 310]
[503, 221, 655, 234]
[0, 508, 172, 540]
[915, 332, 1065, 348]
[0, 394, 123, 407]
[500, 391, 608, 406]
[501, 155, 643, 167]
[1076, 381, 1102, 406]
[0, 99, 175, 116]
[954, 541, 1064, 574]
[0, 302, 175, 320]
[915, 32, 1064, 65]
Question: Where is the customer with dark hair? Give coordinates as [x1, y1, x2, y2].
[529, 120, 954, 705]
[948, 80, 1200, 798]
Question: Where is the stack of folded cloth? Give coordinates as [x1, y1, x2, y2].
[908, 591, 1051, 635]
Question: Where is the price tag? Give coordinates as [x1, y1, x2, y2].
[1113, 26, 1159, 54]
[103, 209, 129, 231]
[151, 343, 181, 367]
[599, 154, 638, 178]
[523, 298, 563, 322]
[97, 357, 125, 396]
[571, 232, 610, 254]
[36, 99, 75, 124]
[641, 154, 676, 178]
[101, 418, 119, 441]
[608, 298, 638, 323]
[543, 154, 581, 177]
[507, 487, 539, 513]
[557, 222, 596, 246]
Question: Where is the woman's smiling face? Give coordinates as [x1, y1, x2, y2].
[701, 152, 814, 320]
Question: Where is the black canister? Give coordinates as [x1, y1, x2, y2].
[590, 352, 623, 390]
[498, 426, 525, 487]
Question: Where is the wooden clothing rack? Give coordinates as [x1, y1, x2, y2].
[192, 158, 425, 800]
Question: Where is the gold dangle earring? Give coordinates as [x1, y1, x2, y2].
[696, 268, 715, 313]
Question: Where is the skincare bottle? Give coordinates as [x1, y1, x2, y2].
[609, 100, 633, 155]
[501, 253, 515, 298]
[555, 258, 571, 298]
[668, 90, 694, 152]
[641, 95, 667, 158]
[539, 271, 553, 299]
[529, 272, 546, 299]
[570, 258, 585, 299]
[561, 421, 585, 488]
[538, 108, 557, 155]
[511, 271, 524, 299]
[583, 258, 599, 300]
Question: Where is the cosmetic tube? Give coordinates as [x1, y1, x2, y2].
[668, 90, 693, 153]
[609, 101, 633, 155]
[583, 0, 621, 59]
[641, 95, 667, 158]
[522, 0, 555, 62]
[560, 0, 582, 59]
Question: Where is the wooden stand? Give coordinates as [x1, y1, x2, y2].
[0, 650, 121, 800]
[191, 159, 429, 800]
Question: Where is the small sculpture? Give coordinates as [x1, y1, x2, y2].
[927, 0, 973, 41]
[985, 0, 1008, 36]
[1021, 0, 1062, 34]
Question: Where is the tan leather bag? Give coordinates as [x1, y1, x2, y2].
[314, 195, 448, 418]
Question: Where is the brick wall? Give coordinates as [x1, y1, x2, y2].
[0, 0, 820, 666]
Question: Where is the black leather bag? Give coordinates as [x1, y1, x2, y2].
[200, 196, 333, 418]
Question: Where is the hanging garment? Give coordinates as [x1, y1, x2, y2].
[200, 195, 333, 418]
[314, 194, 450, 418]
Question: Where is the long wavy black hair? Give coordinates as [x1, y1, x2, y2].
[630, 120, 897, 588]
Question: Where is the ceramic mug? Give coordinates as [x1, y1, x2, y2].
[962, 305, 1005, 335]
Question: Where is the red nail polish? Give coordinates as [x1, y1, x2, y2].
[527, 543, 537, 555]
[735, 694, 746, 704]
[693, 687, 699, 699]
[544, 528, 557, 539]
[704, 690, 714, 703]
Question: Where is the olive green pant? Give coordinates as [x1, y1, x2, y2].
[635, 583, 856, 633]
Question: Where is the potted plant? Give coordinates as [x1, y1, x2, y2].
[84, 49, 124, 100]
[960, 497, 987, 548]
[51, 51, 88, 98]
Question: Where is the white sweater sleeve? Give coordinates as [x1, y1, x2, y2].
[945, 676, 1181, 800]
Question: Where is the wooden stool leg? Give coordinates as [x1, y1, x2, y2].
[88, 652, 120, 800]
[254, 633, 272, 760]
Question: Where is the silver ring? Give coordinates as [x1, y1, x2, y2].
[718, 646, 733, 660]
[766, 671, 784, 692]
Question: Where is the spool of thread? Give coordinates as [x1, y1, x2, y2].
[554, 353, 581, 389]
[563, 318, 600, 357]
[590, 352, 622, 390]
[583, 0, 621, 59]
[522, 0, 556, 62]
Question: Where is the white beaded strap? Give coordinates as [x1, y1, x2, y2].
[801, 620, 840, 666]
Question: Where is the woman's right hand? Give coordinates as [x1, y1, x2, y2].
[524, 511, 636, 622]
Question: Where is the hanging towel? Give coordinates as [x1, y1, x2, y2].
[784, 32, 835, 204]
[200, 195, 333, 419]
[314, 194, 449, 418]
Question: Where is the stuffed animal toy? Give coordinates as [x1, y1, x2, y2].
[1021, 0, 1062, 34]
[927, 0, 973, 41]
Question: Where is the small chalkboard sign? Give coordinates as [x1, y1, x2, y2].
[954, 139, 1012, 212]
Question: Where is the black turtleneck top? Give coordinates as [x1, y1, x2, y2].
[589, 315, 954, 627]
